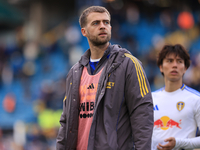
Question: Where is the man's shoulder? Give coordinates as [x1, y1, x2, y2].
[71, 62, 80, 69]
[110, 44, 135, 64]
[111, 44, 131, 54]
[110, 44, 139, 59]
[67, 62, 80, 76]
[183, 85, 200, 98]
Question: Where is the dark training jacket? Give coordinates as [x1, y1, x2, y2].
[56, 44, 154, 150]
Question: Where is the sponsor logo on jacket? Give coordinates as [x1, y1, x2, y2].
[106, 82, 114, 89]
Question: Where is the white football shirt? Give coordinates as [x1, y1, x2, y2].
[152, 84, 200, 150]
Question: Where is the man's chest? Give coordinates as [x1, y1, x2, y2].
[153, 95, 195, 129]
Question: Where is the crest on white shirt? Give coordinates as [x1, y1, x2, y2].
[176, 101, 185, 111]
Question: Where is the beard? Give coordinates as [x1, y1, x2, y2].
[88, 33, 111, 46]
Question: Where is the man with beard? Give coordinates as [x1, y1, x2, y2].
[56, 6, 154, 150]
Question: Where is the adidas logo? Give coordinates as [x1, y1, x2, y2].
[87, 83, 94, 89]
[154, 105, 159, 111]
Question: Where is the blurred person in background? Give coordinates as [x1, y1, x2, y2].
[151, 44, 200, 150]
[56, 5, 153, 150]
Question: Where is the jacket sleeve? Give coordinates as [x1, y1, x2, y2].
[174, 137, 200, 149]
[124, 54, 154, 150]
[56, 98, 67, 150]
[56, 71, 72, 150]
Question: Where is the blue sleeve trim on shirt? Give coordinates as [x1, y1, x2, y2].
[184, 86, 200, 97]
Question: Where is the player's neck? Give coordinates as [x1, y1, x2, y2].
[89, 42, 109, 59]
[164, 79, 183, 92]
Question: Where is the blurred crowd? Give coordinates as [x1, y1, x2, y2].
[0, 0, 200, 149]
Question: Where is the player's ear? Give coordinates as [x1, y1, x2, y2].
[81, 28, 87, 37]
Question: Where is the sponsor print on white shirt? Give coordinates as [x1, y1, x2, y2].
[151, 85, 200, 150]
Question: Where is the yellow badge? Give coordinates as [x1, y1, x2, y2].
[106, 82, 114, 89]
[177, 101, 185, 111]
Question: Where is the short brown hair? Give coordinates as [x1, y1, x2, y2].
[157, 44, 190, 75]
[79, 6, 111, 28]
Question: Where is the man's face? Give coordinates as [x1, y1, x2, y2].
[159, 53, 187, 82]
[81, 12, 111, 46]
